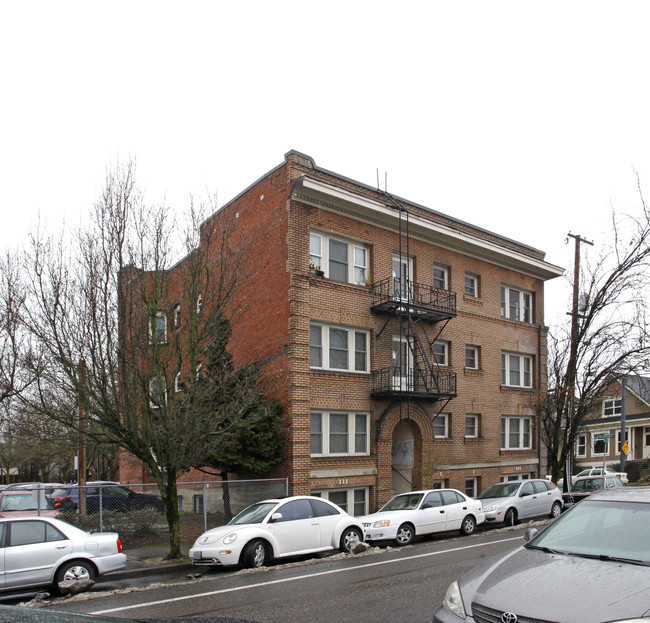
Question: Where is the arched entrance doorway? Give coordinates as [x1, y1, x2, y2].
[391, 420, 417, 494]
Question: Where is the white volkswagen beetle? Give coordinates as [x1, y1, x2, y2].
[360, 489, 485, 546]
[189, 495, 364, 568]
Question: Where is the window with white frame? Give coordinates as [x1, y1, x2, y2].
[501, 352, 532, 388]
[433, 341, 449, 366]
[172, 304, 181, 329]
[174, 371, 182, 393]
[433, 265, 449, 290]
[501, 473, 531, 482]
[465, 414, 479, 438]
[149, 376, 166, 409]
[310, 323, 369, 372]
[310, 411, 369, 456]
[465, 477, 477, 498]
[501, 416, 531, 450]
[465, 345, 479, 369]
[433, 413, 449, 439]
[150, 312, 167, 344]
[603, 398, 622, 417]
[592, 434, 610, 456]
[311, 488, 368, 516]
[465, 273, 479, 297]
[501, 285, 532, 323]
[310, 231, 368, 285]
[576, 434, 587, 458]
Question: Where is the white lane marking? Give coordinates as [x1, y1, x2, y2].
[91, 536, 521, 615]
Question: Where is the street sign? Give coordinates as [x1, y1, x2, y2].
[594, 434, 615, 440]
[622, 441, 630, 455]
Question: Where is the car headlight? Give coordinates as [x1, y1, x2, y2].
[483, 505, 498, 512]
[222, 532, 237, 545]
[443, 581, 466, 619]
[372, 519, 390, 528]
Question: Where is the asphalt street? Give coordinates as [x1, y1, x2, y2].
[29, 525, 538, 623]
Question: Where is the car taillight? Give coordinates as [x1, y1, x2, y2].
[117, 537, 123, 553]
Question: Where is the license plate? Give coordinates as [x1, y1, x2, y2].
[192, 551, 202, 559]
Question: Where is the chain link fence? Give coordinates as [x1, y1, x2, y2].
[8, 479, 289, 549]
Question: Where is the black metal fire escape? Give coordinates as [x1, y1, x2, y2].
[370, 193, 457, 415]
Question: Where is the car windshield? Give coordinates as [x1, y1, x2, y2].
[0, 494, 55, 511]
[572, 478, 604, 492]
[527, 499, 650, 565]
[478, 483, 521, 499]
[379, 494, 424, 511]
[228, 502, 278, 525]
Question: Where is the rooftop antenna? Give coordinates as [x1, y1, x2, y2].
[385, 172, 388, 193]
[376, 168, 380, 191]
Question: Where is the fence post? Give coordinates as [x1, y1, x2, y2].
[203, 482, 208, 532]
[99, 485, 104, 532]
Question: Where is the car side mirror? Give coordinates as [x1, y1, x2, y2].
[524, 527, 539, 542]
[270, 512, 283, 522]
[520, 491, 529, 497]
[421, 503, 432, 509]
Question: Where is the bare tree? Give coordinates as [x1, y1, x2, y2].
[0, 251, 33, 406]
[542, 177, 650, 485]
[19, 161, 244, 558]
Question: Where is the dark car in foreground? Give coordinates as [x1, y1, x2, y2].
[434, 487, 650, 623]
[49, 482, 164, 514]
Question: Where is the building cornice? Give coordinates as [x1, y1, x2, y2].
[292, 177, 564, 282]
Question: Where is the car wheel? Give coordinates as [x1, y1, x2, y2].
[55, 560, 96, 585]
[460, 515, 476, 536]
[241, 539, 267, 569]
[394, 523, 415, 546]
[339, 526, 363, 553]
[550, 501, 562, 519]
[504, 508, 517, 527]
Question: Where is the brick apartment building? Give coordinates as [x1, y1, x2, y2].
[119, 150, 563, 515]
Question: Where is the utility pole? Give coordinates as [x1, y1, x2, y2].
[564, 233, 593, 491]
[78, 359, 87, 515]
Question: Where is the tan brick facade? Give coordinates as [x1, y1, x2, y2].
[120, 150, 563, 513]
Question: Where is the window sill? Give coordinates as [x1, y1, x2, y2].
[500, 385, 534, 393]
[464, 367, 483, 376]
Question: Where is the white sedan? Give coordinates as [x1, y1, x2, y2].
[189, 495, 364, 568]
[0, 516, 126, 593]
[359, 489, 484, 546]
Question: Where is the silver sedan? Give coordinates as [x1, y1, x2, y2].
[0, 516, 126, 593]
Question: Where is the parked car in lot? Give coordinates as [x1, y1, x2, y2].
[562, 474, 624, 509]
[477, 479, 563, 526]
[0, 491, 59, 518]
[0, 516, 125, 594]
[434, 487, 650, 623]
[49, 482, 165, 514]
[189, 495, 363, 568]
[558, 466, 629, 487]
[360, 489, 484, 546]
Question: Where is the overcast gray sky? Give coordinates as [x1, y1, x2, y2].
[3, 1, 650, 326]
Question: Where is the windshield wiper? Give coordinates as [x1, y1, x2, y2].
[566, 552, 650, 567]
[524, 544, 567, 555]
